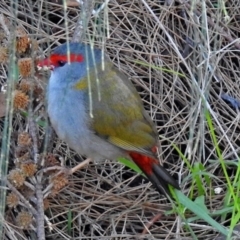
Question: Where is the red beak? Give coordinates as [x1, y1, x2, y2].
[37, 58, 54, 71]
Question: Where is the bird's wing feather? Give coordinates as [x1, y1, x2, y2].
[108, 136, 151, 155]
[89, 61, 158, 155]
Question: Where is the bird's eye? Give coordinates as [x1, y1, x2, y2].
[57, 60, 66, 67]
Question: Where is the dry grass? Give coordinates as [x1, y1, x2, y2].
[1, 0, 240, 239]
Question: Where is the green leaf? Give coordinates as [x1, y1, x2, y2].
[117, 157, 143, 175]
[175, 190, 229, 236]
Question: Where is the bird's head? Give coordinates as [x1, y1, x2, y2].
[37, 42, 103, 86]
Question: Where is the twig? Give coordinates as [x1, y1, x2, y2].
[24, 180, 36, 191]
[141, 212, 162, 235]
[72, 0, 95, 42]
[6, 180, 38, 216]
[42, 158, 91, 197]
[66, 0, 80, 7]
[41, 166, 64, 173]
[28, 102, 39, 164]
[41, 157, 91, 175]
[43, 183, 54, 198]
[69, 158, 92, 174]
[0, 14, 10, 38]
[183, 2, 240, 50]
[45, 215, 53, 232]
[35, 177, 45, 240]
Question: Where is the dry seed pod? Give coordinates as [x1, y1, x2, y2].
[13, 90, 29, 109]
[43, 198, 50, 210]
[17, 132, 32, 147]
[33, 84, 43, 98]
[0, 47, 8, 63]
[18, 185, 34, 199]
[15, 147, 30, 161]
[43, 154, 61, 175]
[20, 162, 37, 177]
[16, 36, 30, 53]
[16, 211, 32, 229]
[30, 39, 38, 51]
[18, 58, 33, 77]
[19, 79, 31, 93]
[15, 28, 30, 54]
[19, 79, 43, 99]
[6, 192, 19, 208]
[50, 173, 68, 196]
[45, 153, 60, 167]
[8, 169, 26, 188]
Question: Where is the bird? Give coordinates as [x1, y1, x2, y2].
[37, 42, 180, 198]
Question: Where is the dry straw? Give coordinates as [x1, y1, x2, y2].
[0, 0, 240, 239]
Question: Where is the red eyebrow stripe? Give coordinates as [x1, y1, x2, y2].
[50, 53, 84, 64]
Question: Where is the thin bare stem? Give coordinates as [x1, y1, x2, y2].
[72, 0, 95, 42]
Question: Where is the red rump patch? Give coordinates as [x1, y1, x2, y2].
[129, 151, 158, 175]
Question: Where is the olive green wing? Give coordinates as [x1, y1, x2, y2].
[90, 61, 158, 155]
